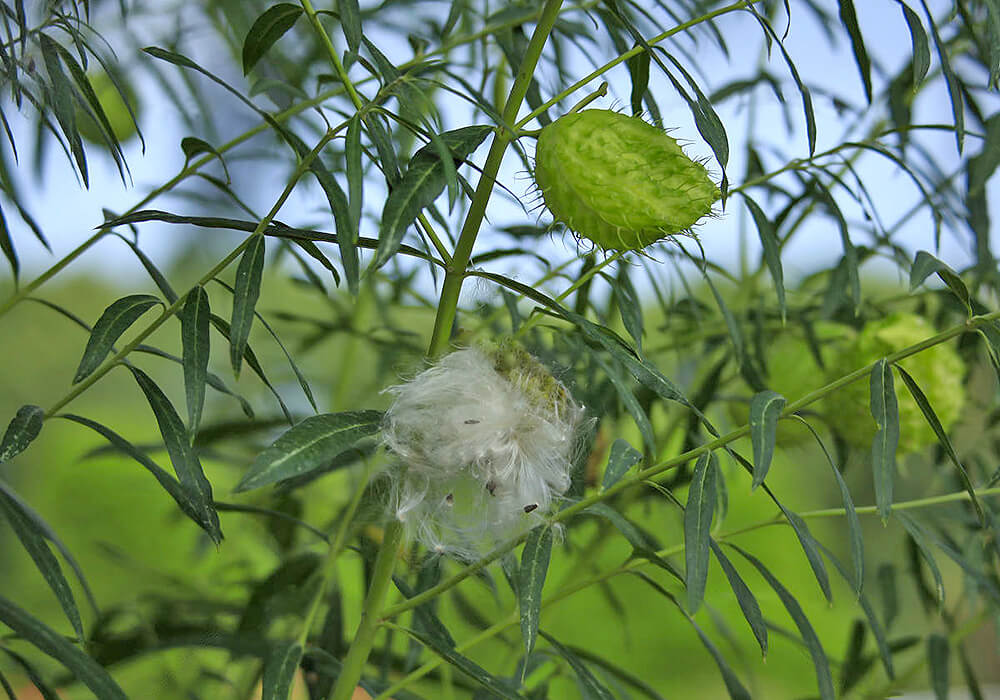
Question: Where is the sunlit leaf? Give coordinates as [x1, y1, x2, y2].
[261, 640, 302, 700]
[230, 235, 266, 376]
[602, 439, 642, 490]
[0, 405, 44, 464]
[74, 294, 162, 383]
[518, 526, 552, 663]
[180, 287, 210, 438]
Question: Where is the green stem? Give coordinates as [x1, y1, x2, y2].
[328, 519, 404, 700]
[427, 0, 566, 358]
[299, 0, 364, 110]
[41, 129, 338, 418]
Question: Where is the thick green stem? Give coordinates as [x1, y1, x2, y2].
[427, 0, 566, 358]
[328, 519, 404, 700]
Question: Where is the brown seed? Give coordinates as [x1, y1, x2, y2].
[523, 504, 538, 513]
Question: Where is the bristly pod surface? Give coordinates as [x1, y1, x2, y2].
[533, 109, 719, 251]
[380, 344, 587, 558]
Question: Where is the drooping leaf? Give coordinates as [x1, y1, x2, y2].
[0, 594, 127, 699]
[870, 359, 899, 523]
[909, 250, 971, 314]
[339, 0, 363, 53]
[235, 411, 383, 492]
[877, 563, 898, 629]
[345, 114, 363, 243]
[375, 125, 492, 268]
[37, 34, 88, 185]
[709, 539, 767, 658]
[685, 452, 718, 613]
[73, 294, 162, 383]
[0, 486, 84, 641]
[920, 0, 964, 151]
[538, 630, 615, 700]
[518, 526, 553, 663]
[777, 504, 833, 602]
[180, 287, 211, 439]
[927, 634, 949, 700]
[0, 405, 44, 464]
[242, 3, 303, 74]
[230, 235, 266, 376]
[602, 439, 642, 491]
[896, 510, 944, 605]
[181, 136, 231, 183]
[742, 195, 785, 321]
[898, 2, 930, 87]
[128, 366, 222, 542]
[261, 640, 302, 700]
[837, 0, 872, 101]
[590, 352, 656, 456]
[749, 390, 785, 490]
[626, 47, 650, 117]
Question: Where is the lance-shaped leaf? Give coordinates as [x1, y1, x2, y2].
[909, 250, 971, 314]
[896, 511, 945, 605]
[538, 630, 615, 700]
[230, 235, 266, 376]
[235, 411, 383, 492]
[870, 359, 899, 522]
[0, 405, 44, 463]
[0, 487, 84, 641]
[518, 526, 553, 665]
[928, 634, 949, 700]
[899, 2, 930, 86]
[375, 125, 492, 268]
[0, 594, 127, 700]
[242, 4, 303, 74]
[685, 451, 718, 613]
[602, 439, 642, 491]
[742, 196, 785, 321]
[128, 366, 222, 542]
[181, 287, 211, 438]
[261, 640, 302, 700]
[74, 294, 162, 383]
[838, 0, 872, 101]
[749, 390, 785, 490]
[709, 539, 767, 658]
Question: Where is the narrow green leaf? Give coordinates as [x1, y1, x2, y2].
[181, 136, 231, 183]
[749, 390, 785, 490]
[339, 0, 362, 53]
[778, 504, 833, 602]
[235, 411, 383, 492]
[364, 112, 400, 186]
[685, 452, 718, 613]
[839, 620, 867, 695]
[181, 287, 211, 439]
[375, 125, 492, 268]
[898, 2, 930, 86]
[731, 545, 834, 700]
[709, 539, 767, 658]
[877, 563, 898, 629]
[987, 0, 1000, 88]
[518, 526, 553, 662]
[908, 250, 971, 314]
[838, 0, 872, 101]
[591, 352, 656, 456]
[742, 196, 784, 321]
[870, 359, 899, 523]
[602, 439, 642, 491]
[896, 511, 944, 604]
[346, 114, 363, 242]
[128, 366, 222, 543]
[0, 594, 128, 700]
[0, 405, 44, 464]
[895, 364, 984, 525]
[73, 294, 162, 383]
[538, 630, 614, 700]
[230, 235, 266, 376]
[3, 647, 65, 700]
[37, 33, 87, 186]
[919, 0, 963, 151]
[399, 625, 525, 700]
[626, 47, 650, 117]
[928, 634, 949, 700]
[114, 234, 178, 303]
[243, 3, 303, 74]
[0, 201, 17, 280]
[614, 270, 644, 350]
[261, 640, 302, 700]
[0, 487, 84, 641]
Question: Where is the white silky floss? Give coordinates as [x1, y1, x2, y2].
[381, 346, 586, 557]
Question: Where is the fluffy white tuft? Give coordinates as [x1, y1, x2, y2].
[381, 346, 585, 557]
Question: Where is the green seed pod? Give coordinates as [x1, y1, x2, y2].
[76, 70, 140, 146]
[824, 312, 966, 455]
[533, 109, 718, 250]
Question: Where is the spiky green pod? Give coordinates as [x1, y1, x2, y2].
[533, 109, 718, 250]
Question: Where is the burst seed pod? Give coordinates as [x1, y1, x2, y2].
[533, 109, 719, 250]
[381, 345, 586, 557]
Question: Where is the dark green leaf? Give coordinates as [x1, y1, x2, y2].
[778, 504, 832, 602]
[181, 136, 231, 183]
[235, 411, 383, 492]
[73, 294, 162, 383]
[339, 0, 362, 53]
[987, 0, 1000, 88]
[898, 2, 930, 86]
[685, 451, 718, 613]
[602, 439, 642, 491]
[37, 34, 88, 186]
[896, 511, 944, 604]
[920, 0, 963, 151]
[908, 250, 971, 314]
[114, 234, 178, 303]
[591, 352, 656, 456]
[518, 526, 553, 661]
[732, 545, 834, 700]
[261, 640, 302, 700]
[838, 0, 872, 101]
[615, 270, 644, 350]
[538, 630, 614, 700]
[928, 634, 949, 700]
[346, 114, 363, 242]
[0, 486, 84, 640]
[0, 405, 44, 464]
[627, 47, 650, 117]
[243, 4, 303, 74]
[709, 539, 767, 658]
[375, 125, 491, 268]
[742, 196, 784, 321]
[749, 390, 785, 490]
[128, 366, 222, 542]
[0, 201, 16, 280]
[230, 235, 266, 376]
[877, 564, 898, 629]
[181, 287, 211, 439]
[0, 594, 127, 699]
[839, 620, 867, 694]
[870, 359, 899, 523]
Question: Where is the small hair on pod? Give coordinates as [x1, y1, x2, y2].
[381, 344, 587, 557]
